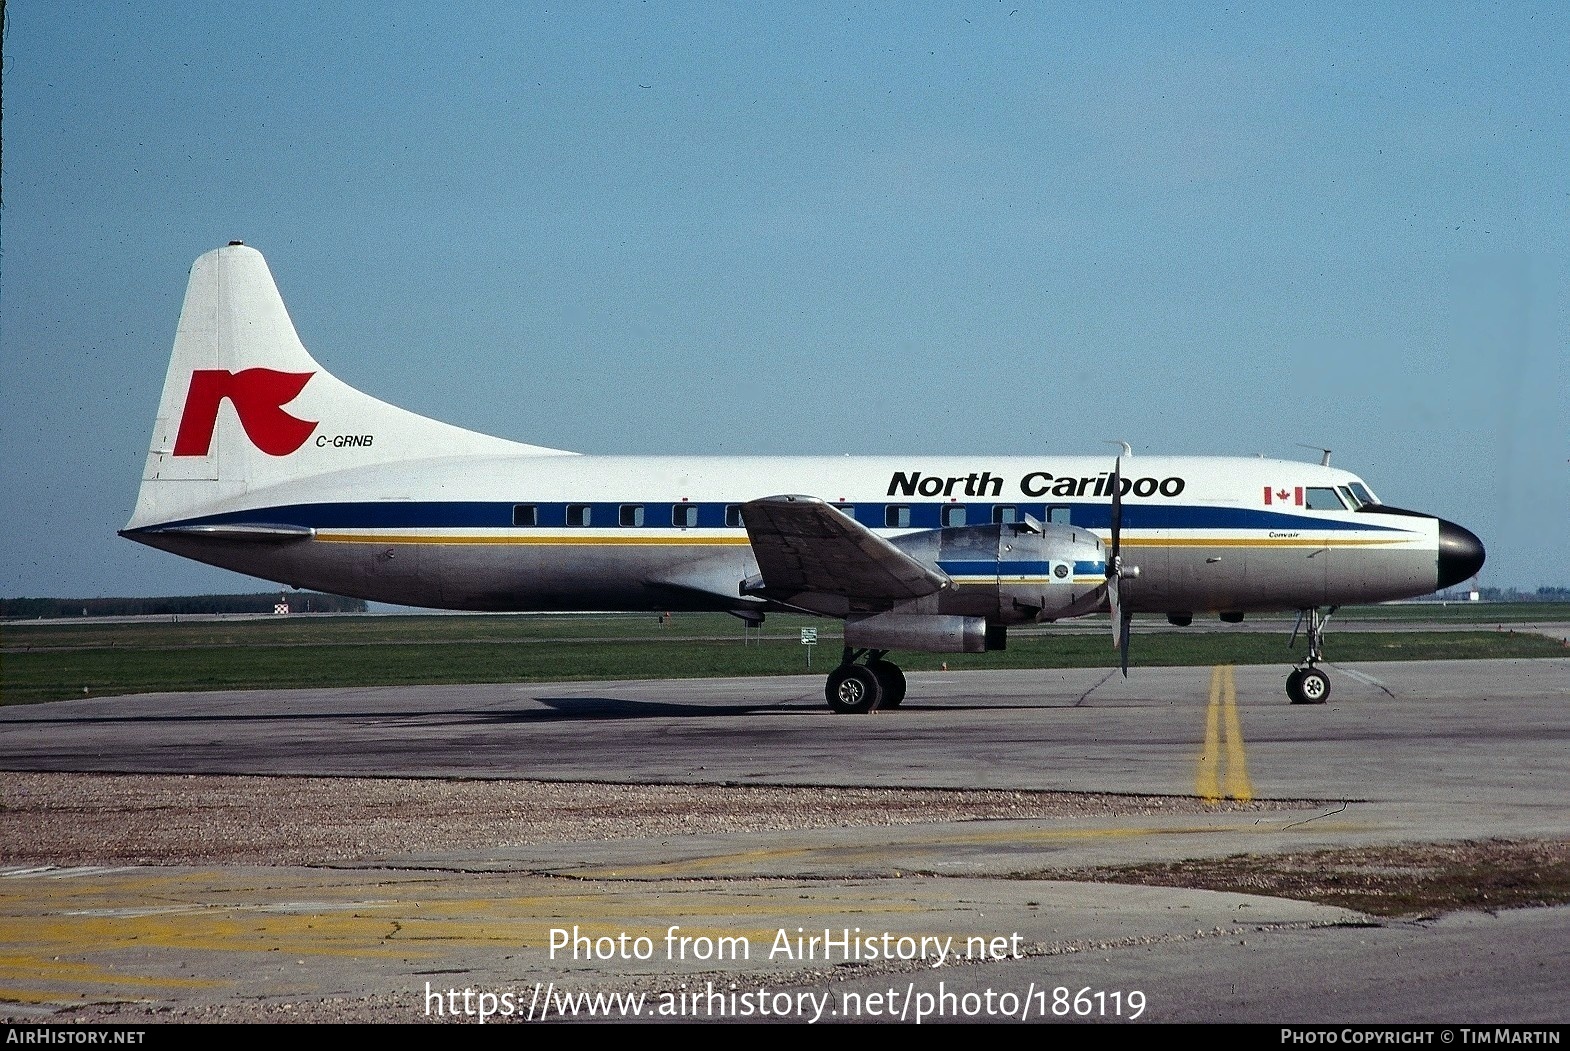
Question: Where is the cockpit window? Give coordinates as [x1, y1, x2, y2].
[1337, 486, 1362, 509]
[1349, 482, 1377, 506]
[1304, 487, 1347, 510]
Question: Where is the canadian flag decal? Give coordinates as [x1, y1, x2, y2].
[1263, 486, 1304, 506]
[173, 369, 318, 456]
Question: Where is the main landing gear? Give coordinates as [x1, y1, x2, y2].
[825, 647, 907, 713]
[1286, 606, 1335, 705]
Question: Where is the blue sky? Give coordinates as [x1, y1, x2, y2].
[2, 1, 1565, 597]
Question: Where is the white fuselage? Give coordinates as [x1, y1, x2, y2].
[130, 452, 1446, 617]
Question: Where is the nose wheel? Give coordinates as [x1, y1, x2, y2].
[1286, 665, 1331, 704]
[1287, 606, 1334, 704]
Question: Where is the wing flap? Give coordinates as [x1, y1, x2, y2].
[741, 495, 949, 604]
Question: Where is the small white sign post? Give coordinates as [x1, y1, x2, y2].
[800, 627, 818, 668]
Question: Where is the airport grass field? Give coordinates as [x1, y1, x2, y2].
[3, 604, 1564, 705]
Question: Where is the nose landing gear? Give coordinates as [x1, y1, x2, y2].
[1287, 606, 1335, 704]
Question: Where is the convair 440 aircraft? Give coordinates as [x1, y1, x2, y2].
[123, 243, 1487, 710]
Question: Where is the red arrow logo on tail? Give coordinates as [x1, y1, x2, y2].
[173, 369, 318, 456]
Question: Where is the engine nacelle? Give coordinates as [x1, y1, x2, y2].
[890, 520, 1107, 626]
[844, 612, 999, 653]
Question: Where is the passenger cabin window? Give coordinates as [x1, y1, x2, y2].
[941, 505, 966, 527]
[512, 504, 538, 527]
[724, 504, 744, 528]
[835, 504, 855, 519]
[672, 504, 698, 528]
[619, 504, 644, 527]
[566, 504, 592, 527]
[1304, 487, 1346, 510]
[885, 505, 911, 528]
[1047, 505, 1072, 525]
[992, 505, 1018, 525]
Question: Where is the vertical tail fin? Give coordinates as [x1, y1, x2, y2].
[127, 243, 570, 529]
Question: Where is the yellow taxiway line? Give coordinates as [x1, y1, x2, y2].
[1196, 665, 1252, 803]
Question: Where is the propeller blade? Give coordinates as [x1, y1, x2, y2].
[1106, 456, 1123, 652]
[1118, 608, 1132, 676]
[1106, 571, 1121, 650]
[1109, 455, 1123, 564]
[1104, 453, 1139, 673]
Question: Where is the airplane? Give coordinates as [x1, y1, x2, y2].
[121, 243, 1487, 711]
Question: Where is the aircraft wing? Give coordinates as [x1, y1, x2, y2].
[740, 495, 950, 606]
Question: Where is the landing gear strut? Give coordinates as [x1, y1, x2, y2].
[1286, 606, 1335, 705]
[825, 647, 906, 713]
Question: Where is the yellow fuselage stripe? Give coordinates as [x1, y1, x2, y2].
[1121, 537, 1408, 548]
[315, 533, 751, 546]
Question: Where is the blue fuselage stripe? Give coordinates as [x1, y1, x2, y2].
[154, 501, 1414, 534]
[937, 560, 1105, 577]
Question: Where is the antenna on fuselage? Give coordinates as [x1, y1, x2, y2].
[1105, 440, 1133, 457]
[1297, 444, 1332, 466]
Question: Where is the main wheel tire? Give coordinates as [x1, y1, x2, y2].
[825, 663, 882, 714]
[1295, 667, 1331, 704]
[867, 660, 906, 708]
[1286, 668, 1306, 703]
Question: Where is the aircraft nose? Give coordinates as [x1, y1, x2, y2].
[1437, 519, 1486, 589]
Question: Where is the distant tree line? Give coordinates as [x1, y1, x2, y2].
[2, 593, 368, 618]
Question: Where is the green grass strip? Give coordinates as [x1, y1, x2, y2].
[3, 626, 1561, 705]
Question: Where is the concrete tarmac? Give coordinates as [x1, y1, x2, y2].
[2, 657, 1567, 1024]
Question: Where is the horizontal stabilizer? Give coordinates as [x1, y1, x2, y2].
[126, 522, 316, 542]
